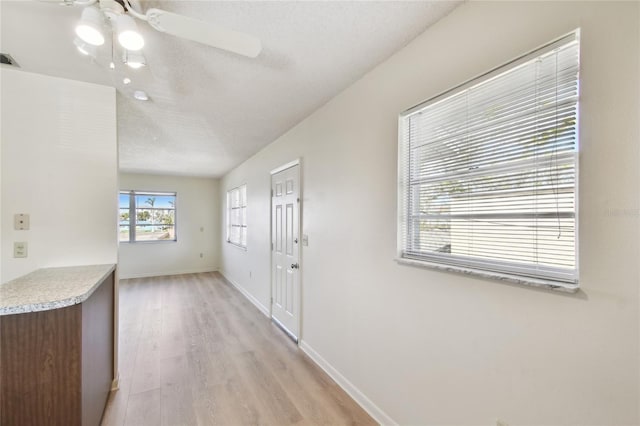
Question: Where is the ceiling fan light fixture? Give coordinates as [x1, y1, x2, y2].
[75, 7, 105, 46]
[73, 37, 97, 57]
[123, 50, 146, 69]
[117, 15, 144, 51]
[127, 61, 144, 69]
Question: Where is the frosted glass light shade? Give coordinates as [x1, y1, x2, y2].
[75, 7, 105, 46]
[117, 15, 144, 51]
[123, 50, 146, 69]
[127, 61, 144, 69]
[74, 37, 97, 57]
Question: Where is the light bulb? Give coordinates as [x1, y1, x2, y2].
[75, 7, 105, 46]
[117, 15, 144, 51]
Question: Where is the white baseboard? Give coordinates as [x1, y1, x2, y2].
[219, 270, 270, 317]
[299, 340, 398, 426]
[218, 271, 395, 425]
[119, 267, 218, 280]
[111, 374, 120, 391]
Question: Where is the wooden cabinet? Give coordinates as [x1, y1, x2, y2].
[0, 271, 114, 426]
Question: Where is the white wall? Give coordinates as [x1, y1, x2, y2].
[219, 2, 640, 425]
[220, 162, 273, 314]
[1, 68, 118, 283]
[118, 173, 219, 279]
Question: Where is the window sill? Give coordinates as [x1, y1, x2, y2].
[227, 241, 247, 251]
[120, 240, 177, 244]
[395, 257, 579, 293]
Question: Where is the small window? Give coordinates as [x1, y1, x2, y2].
[227, 185, 247, 248]
[119, 191, 176, 243]
[397, 32, 579, 289]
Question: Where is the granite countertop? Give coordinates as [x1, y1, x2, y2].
[0, 264, 116, 316]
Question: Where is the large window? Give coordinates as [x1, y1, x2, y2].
[227, 185, 247, 248]
[119, 191, 176, 242]
[398, 32, 579, 289]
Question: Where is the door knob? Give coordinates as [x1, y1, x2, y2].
[291, 263, 299, 269]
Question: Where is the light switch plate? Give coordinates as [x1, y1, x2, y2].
[14, 242, 28, 258]
[14, 213, 30, 230]
[302, 234, 309, 246]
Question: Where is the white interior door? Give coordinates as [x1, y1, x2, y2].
[271, 163, 300, 341]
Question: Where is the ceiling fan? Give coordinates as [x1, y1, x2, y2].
[58, 0, 262, 58]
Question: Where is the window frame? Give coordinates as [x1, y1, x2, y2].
[226, 184, 247, 249]
[396, 31, 580, 292]
[119, 190, 177, 243]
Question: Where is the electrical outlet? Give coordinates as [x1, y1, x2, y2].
[14, 213, 30, 230]
[14, 242, 28, 258]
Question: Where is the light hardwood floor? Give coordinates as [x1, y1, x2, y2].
[101, 272, 376, 426]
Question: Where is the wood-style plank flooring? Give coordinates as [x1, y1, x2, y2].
[101, 272, 376, 426]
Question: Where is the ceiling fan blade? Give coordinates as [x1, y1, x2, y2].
[145, 8, 262, 58]
[37, 0, 96, 4]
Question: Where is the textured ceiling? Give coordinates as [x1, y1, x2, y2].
[1, 0, 460, 177]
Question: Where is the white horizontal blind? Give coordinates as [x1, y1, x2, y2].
[398, 33, 579, 284]
[227, 184, 247, 247]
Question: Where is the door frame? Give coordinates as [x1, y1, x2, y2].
[270, 158, 302, 344]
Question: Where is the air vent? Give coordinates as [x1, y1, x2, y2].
[0, 54, 20, 67]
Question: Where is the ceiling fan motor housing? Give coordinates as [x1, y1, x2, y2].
[99, 0, 125, 20]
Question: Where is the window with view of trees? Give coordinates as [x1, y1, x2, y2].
[119, 191, 176, 242]
[398, 32, 579, 289]
[227, 185, 247, 248]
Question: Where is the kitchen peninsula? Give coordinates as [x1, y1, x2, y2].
[0, 264, 116, 426]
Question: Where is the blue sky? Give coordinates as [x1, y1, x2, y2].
[119, 193, 175, 209]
